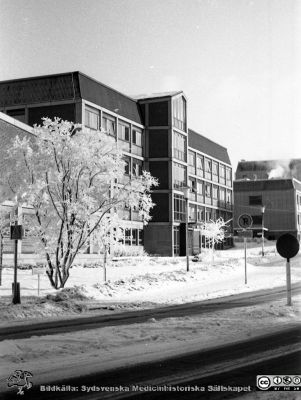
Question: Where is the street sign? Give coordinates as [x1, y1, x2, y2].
[32, 267, 45, 275]
[276, 233, 300, 307]
[10, 225, 24, 240]
[238, 214, 253, 229]
[32, 267, 45, 296]
[276, 234, 299, 260]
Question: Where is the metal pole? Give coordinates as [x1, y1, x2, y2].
[13, 238, 20, 304]
[186, 197, 189, 272]
[244, 236, 247, 284]
[38, 274, 40, 296]
[12, 206, 20, 304]
[286, 258, 292, 306]
[261, 209, 265, 257]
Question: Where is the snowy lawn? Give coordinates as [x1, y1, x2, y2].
[0, 243, 300, 323]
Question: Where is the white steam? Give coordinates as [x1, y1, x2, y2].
[268, 165, 286, 179]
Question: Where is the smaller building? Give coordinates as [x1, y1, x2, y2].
[234, 159, 301, 240]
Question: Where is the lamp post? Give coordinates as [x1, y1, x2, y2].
[261, 205, 266, 257]
[182, 186, 190, 272]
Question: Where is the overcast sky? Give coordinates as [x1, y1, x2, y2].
[0, 0, 300, 170]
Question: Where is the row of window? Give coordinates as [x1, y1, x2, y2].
[174, 194, 232, 223]
[188, 178, 232, 207]
[122, 228, 143, 246]
[85, 106, 143, 155]
[188, 205, 232, 223]
[188, 150, 232, 186]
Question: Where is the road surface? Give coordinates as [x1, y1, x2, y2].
[2, 325, 300, 399]
[0, 283, 300, 341]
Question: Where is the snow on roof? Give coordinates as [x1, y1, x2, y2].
[132, 91, 183, 100]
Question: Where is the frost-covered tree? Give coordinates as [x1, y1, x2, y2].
[200, 218, 230, 265]
[1, 118, 157, 289]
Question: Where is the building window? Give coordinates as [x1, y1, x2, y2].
[118, 121, 130, 141]
[188, 150, 196, 175]
[173, 162, 187, 189]
[219, 164, 226, 184]
[188, 177, 196, 201]
[138, 229, 143, 245]
[85, 106, 100, 130]
[132, 158, 143, 176]
[174, 194, 186, 221]
[132, 127, 142, 146]
[196, 180, 204, 203]
[212, 161, 218, 182]
[226, 190, 232, 205]
[173, 96, 186, 131]
[189, 204, 196, 222]
[132, 229, 138, 245]
[196, 155, 204, 177]
[124, 157, 130, 175]
[213, 185, 218, 199]
[249, 195, 262, 205]
[173, 131, 186, 162]
[219, 188, 226, 206]
[226, 167, 232, 186]
[197, 206, 204, 221]
[125, 228, 131, 245]
[205, 158, 212, 180]
[205, 182, 212, 198]
[211, 209, 217, 221]
[205, 209, 212, 221]
[102, 113, 116, 137]
[132, 127, 143, 156]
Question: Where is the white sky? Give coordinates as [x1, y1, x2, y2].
[0, 0, 300, 170]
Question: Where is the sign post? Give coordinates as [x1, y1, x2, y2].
[32, 267, 45, 296]
[238, 214, 253, 285]
[10, 206, 23, 305]
[276, 233, 299, 306]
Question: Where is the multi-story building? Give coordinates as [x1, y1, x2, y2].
[234, 159, 301, 240]
[0, 72, 233, 257]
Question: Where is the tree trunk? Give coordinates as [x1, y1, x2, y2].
[0, 234, 3, 286]
[103, 248, 108, 282]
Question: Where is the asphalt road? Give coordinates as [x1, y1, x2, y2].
[2, 325, 301, 399]
[1, 283, 300, 341]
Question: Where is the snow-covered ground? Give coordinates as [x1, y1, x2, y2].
[0, 243, 300, 395]
[0, 296, 299, 394]
[0, 244, 300, 322]
[0, 244, 299, 302]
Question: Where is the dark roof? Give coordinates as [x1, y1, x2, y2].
[0, 72, 143, 125]
[0, 72, 81, 106]
[188, 129, 231, 165]
[236, 159, 301, 174]
[77, 73, 143, 124]
[233, 179, 295, 192]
